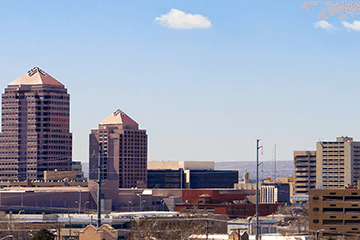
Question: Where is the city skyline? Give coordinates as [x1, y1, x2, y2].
[1, 1, 360, 164]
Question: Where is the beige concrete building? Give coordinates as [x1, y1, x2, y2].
[44, 170, 78, 181]
[309, 188, 360, 239]
[294, 150, 316, 195]
[235, 171, 257, 190]
[148, 161, 215, 170]
[0, 67, 72, 181]
[89, 109, 147, 189]
[316, 137, 360, 189]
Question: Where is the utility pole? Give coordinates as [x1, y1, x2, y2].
[256, 139, 262, 240]
[205, 219, 209, 240]
[97, 142, 103, 228]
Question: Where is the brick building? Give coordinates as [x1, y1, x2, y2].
[176, 190, 282, 218]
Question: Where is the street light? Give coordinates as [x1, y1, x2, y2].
[17, 210, 24, 219]
[160, 199, 165, 211]
[8, 211, 12, 231]
[141, 200, 146, 211]
[136, 194, 142, 211]
[84, 201, 90, 214]
[75, 201, 80, 214]
[247, 217, 252, 234]
[128, 201, 133, 212]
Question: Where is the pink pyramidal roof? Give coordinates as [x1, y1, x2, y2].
[100, 109, 138, 125]
[8, 67, 63, 86]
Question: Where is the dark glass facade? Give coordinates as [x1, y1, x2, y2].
[189, 170, 238, 189]
[147, 169, 186, 189]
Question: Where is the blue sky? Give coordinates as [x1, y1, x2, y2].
[1, 1, 360, 163]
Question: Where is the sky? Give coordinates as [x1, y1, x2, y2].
[0, 1, 360, 164]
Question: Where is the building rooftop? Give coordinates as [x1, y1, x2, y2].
[100, 109, 138, 125]
[8, 67, 63, 86]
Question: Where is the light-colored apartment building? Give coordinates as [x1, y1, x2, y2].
[316, 136, 360, 189]
[294, 150, 316, 195]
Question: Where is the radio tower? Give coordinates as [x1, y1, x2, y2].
[274, 143, 277, 181]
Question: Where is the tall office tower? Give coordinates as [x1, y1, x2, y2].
[294, 151, 316, 195]
[316, 136, 360, 189]
[89, 109, 147, 188]
[0, 67, 72, 181]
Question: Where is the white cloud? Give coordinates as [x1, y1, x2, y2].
[314, 20, 336, 30]
[155, 9, 212, 29]
[342, 21, 360, 31]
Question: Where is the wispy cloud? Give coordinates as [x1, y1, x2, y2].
[314, 20, 336, 30]
[342, 21, 360, 31]
[155, 9, 212, 29]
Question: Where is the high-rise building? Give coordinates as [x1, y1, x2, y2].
[294, 150, 316, 195]
[0, 67, 72, 181]
[89, 109, 147, 188]
[316, 136, 360, 189]
[260, 183, 290, 204]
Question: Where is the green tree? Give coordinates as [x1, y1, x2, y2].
[30, 228, 54, 240]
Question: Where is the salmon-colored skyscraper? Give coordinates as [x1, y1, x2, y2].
[89, 109, 147, 188]
[0, 67, 72, 181]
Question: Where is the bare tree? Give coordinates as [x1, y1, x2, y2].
[277, 203, 309, 234]
[130, 211, 227, 240]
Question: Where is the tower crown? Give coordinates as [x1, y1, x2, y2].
[100, 109, 138, 125]
[8, 67, 64, 86]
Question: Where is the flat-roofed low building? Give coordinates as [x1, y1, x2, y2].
[147, 169, 186, 189]
[148, 161, 214, 170]
[147, 161, 237, 189]
[186, 169, 238, 189]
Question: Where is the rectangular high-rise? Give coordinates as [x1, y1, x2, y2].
[294, 150, 316, 195]
[89, 109, 147, 188]
[316, 136, 360, 189]
[0, 67, 72, 181]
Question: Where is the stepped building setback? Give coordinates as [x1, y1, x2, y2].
[0, 67, 72, 181]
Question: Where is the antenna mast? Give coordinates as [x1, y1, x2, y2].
[274, 143, 277, 181]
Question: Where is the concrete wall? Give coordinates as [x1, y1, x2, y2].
[148, 161, 214, 170]
[44, 171, 78, 181]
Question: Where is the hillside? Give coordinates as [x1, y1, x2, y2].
[215, 160, 294, 180]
